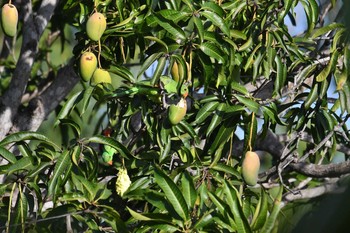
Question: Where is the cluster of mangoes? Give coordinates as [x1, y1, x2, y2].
[1, 2, 18, 37]
[79, 11, 111, 85]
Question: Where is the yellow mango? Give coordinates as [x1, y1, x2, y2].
[79, 52, 97, 82]
[168, 98, 187, 125]
[91, 68, 111, 85]
[86, 12, 106, 41]
[242, 151, 260, 186]
[1, 3, 18, 37]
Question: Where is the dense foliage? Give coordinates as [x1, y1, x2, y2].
[0, 0, 349, 232]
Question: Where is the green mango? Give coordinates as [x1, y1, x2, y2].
[91, 68, 111, 85]
[86, 12, 106, 41]
[1, 3, 18, 37]
[168, 98, 187, 125]
[242, 151, 260, 186]
[79, 52, 97, 82]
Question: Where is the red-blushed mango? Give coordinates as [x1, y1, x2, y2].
[79, 52, 97, 82]
[86, 12, 106, 41]
[168, 97, 187, 125]
[1, 3, 18, 37]
[242, 151, 260, 186]
[91, 68, 111, 85]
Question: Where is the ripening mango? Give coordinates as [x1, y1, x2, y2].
[1, 3, 18, 37]
[79, 52, 97, 82]
[91, 68, 111, 85]
[86, 12, 106, 41]
[168, 98, 187, 125]
[242, 151, 260, 186]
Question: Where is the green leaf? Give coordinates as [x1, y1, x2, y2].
[195, 101, 220, 124]
[145, 36, 169, 53]
[48, 150, 72, 197]
[178, 121, 200, 144]
[304, 83, 319, 110]
[137, 52, 164, 78]
[86, 135, 131, 158]
[251, 189, 268, 230]
[6, 157, 33, 175]
[151, 56, 167, 85]
[201, 10, 230, 37]
[0, 131, 60, 150]
[234, 95, 259, 113]
[207, 103, 226, 136]
[154, 14, 186, 41]
[154, 166, 189, 221]
[55, 90, 83, 126]
[261, 195, 282, 233]
[109, 65, 135, 83]
[81, 86, 94, 116]
[193, 16, 204, 43]
[211, 163, 240, 179]
[223, 180, 252, 233]
[181, 171, 197, 209]
[59, 119, 81, 138]
[316, 50, 339, 82]
[208, 119, 236, 155]
[199, 42, 226, 64]
[311, 23, 344, 39]
[0, 146, 17, 164]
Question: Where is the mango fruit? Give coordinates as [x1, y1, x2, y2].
[168, 98, 187, 125]
[86, 12, 106, 41]
[79, 52, 97, 82]
[1, 3, 18, 37]
[91, 68, 111, 85]
[242, 151, 260, 186]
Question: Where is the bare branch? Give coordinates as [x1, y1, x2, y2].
[282, 178, 345, 202]
[289, 160, 350, 178]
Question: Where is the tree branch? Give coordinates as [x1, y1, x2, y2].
[0, 0, 59, 139]
[289, 160, 350, 178]
[10, 63, 79, 133]
[282, 178, 345, 202]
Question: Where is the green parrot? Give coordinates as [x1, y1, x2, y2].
[102, 145, 116, 165]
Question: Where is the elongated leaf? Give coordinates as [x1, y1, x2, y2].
[208, 119, 236, 154]
[261, 187, 283, 233]
[201, 10, 230, 37]
[86, 135, 131, 158]
[211, 163, 240, 178]
[316, 50, 339, 82]
[6, 157, 33, 175]
[304, 83, 319, 109]
[151, 56, 166, 85]
[55, 91, 83, 126]
[251, 189, 268, 230]
[195, 101, 220, 124]
[207, 103, 226, 136]
[0, 146, 16, 163]
[181, 171, 197, 209]
[154, 166, 189, 221]
[223, 180, 252, 233]
[199, 42, 226, 64]
[81, 86, 94, 115]
[311, 23, 344, 39]
[0, 131, 60, 149]
[234, 95, 259, 113]
[154, 14, 186, 41]
[193, 16, 204, 42]
[178, 121, 199, 144]
[137, 52, 164, 78]
[48, 150, 71, 197]
[109, 65, 135, 83]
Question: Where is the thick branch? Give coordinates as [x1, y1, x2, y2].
[289, 160, 350, 178]
[0, 0, 59, 139]
[282, 179, 344, 202]
[10, 63, 79, 133]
